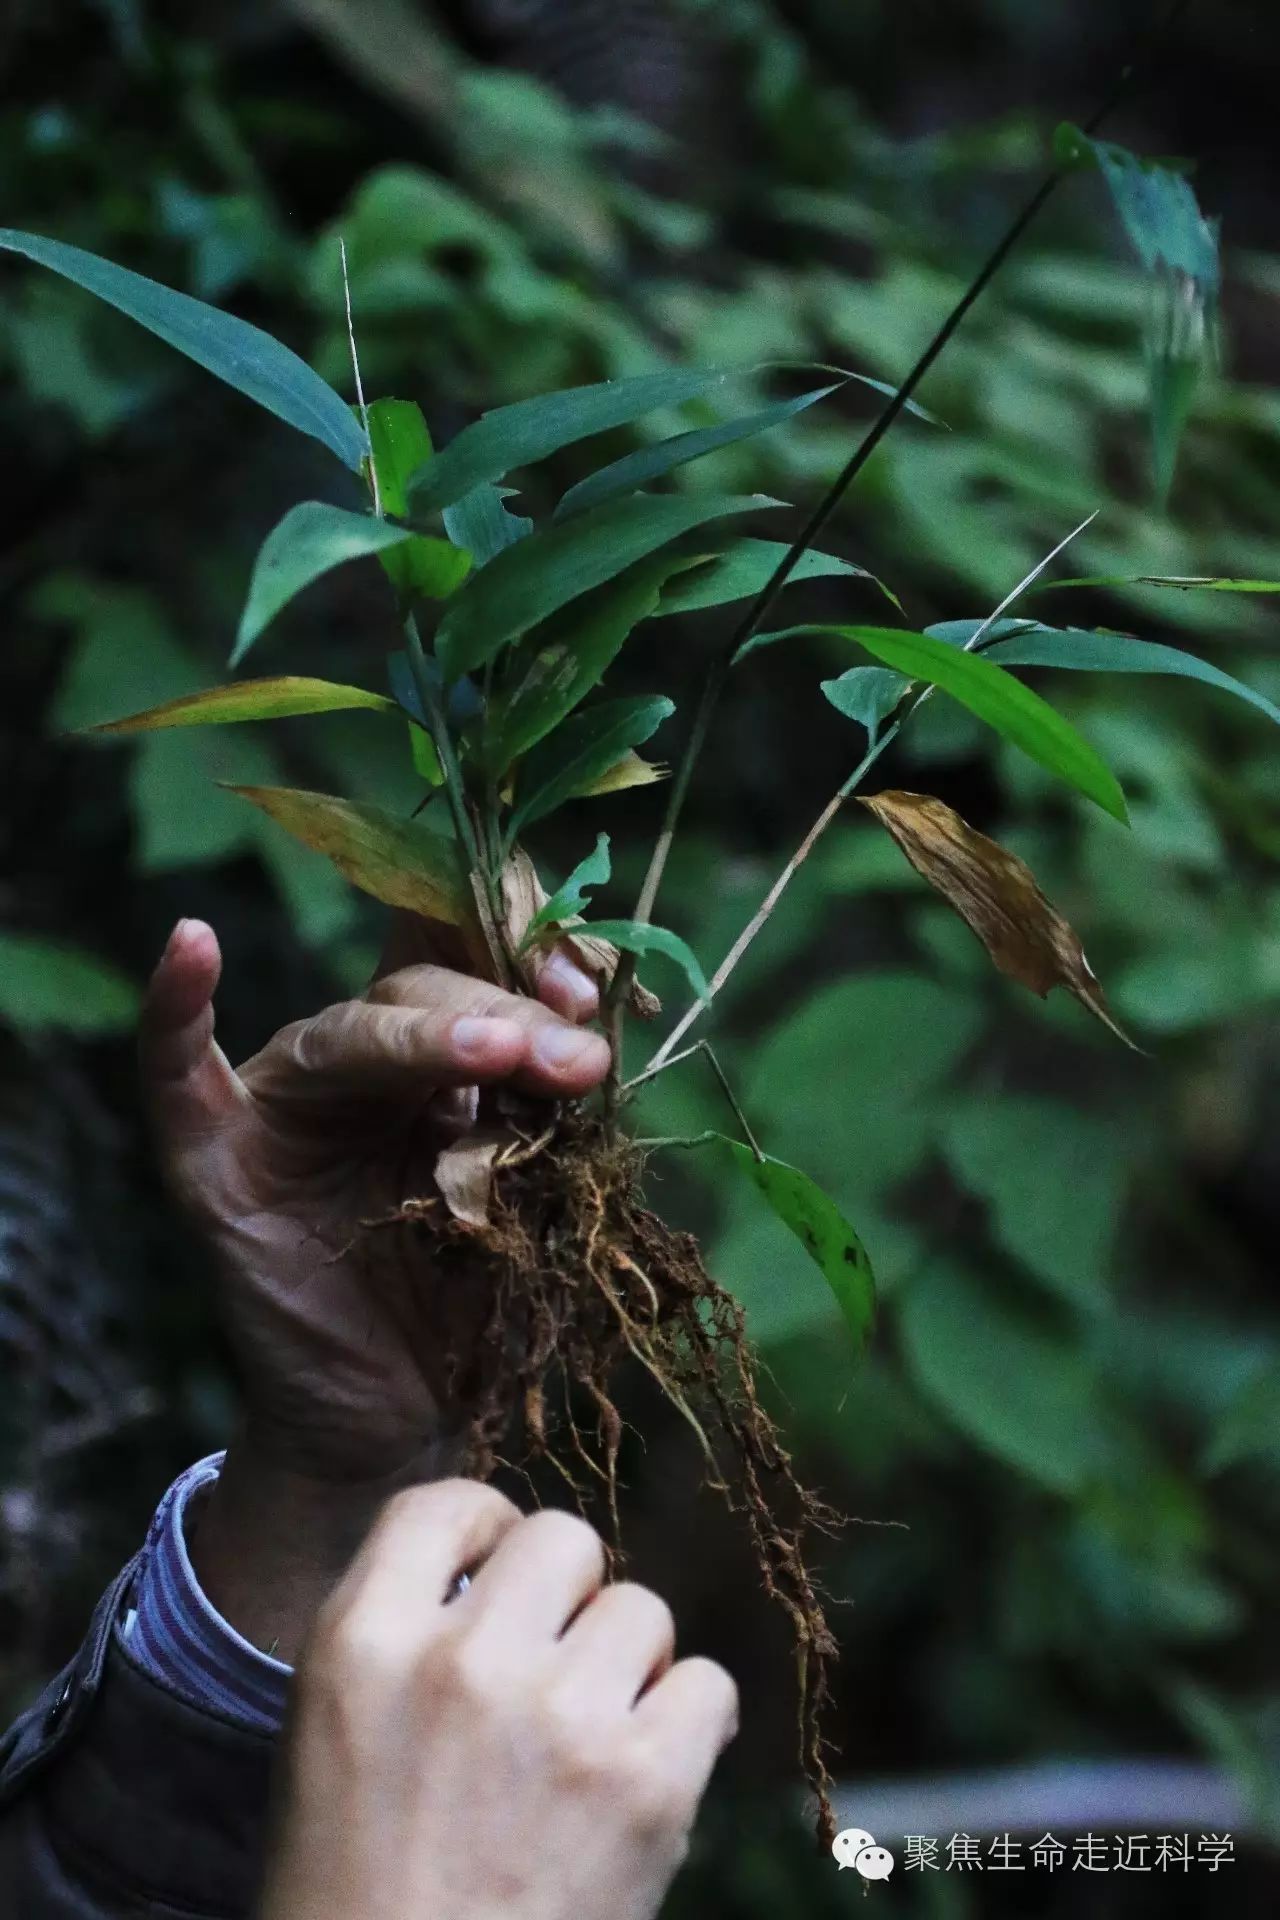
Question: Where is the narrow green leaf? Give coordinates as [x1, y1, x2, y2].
[772, 624, 1128, 822]
[233, 503, 410, 666]
[365, 398, 433, 516]
[663, 537, 897, 617]
[1036, 574, 1280, 595]
[481, 555, 679, 776]
[409, 365, 769, 514]
[385, 533, 473, 603]
[437, 493, 777, 681]
[817, 666, 908, 739]
[0, 228, 366, 469]
[1056, 131, 1219, 498]
[361, 398, 473, 600]
[510, 695, 675, 834]
[228, 785, 469, 925]
[521, 834, 611, 947]
[579, 919, 709, 1001]
[554, 385, 838, 520]
[442, 483, 533, 567]
[721, 1140, 875, 1351]
[0, 932, 139, 1035]
[981, 626, 1280, 729]
[92, 676, 397, 732]
[386, 651, 482, 734]
[1057, 128, 1219, 283]
[408, 722, 444, 786]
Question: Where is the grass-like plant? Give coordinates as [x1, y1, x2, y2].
[7, 111, 1278, 1836]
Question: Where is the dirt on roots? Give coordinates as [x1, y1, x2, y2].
[374, 1111, 843, 1843]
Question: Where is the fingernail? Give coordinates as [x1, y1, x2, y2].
[541, 949, 599, 1018]
[533, 1025, 611, 1075]
[452, 1015, 523, 1061]
[165, 918, 190, 953]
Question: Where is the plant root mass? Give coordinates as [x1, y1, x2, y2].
[379, 1112, 842, 1843]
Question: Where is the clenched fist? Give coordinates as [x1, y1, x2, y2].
[259, 1482, 738, 1920]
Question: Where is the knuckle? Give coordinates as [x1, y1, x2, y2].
[519, 1507, 606, 1577]
[378, 1478, 518, 1545]
[615, 1582, 675, 1647]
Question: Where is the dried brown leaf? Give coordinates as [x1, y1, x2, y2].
[858, 789, 1137, 1049]
[434, 1132, 506, 1227]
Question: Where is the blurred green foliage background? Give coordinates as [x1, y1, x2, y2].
[2, 1, 1278, 1912]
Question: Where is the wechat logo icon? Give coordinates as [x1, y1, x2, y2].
[831, 1826, 895, 1883]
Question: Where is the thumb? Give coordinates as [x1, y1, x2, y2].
[140, 919, 244, 1144]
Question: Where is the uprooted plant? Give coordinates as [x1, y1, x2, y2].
[10, 98, 1280, 1841]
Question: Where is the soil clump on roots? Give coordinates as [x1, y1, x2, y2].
[381, 1110, 842, 1842]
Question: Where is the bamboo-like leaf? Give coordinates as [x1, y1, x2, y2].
[578, 919, 709, 1001]
[407, 721, 444, 786]
[980, 626, 1280, 728]
[234, 505, 469, 667]
[554, 385, 839, 520]
[437, 493, 777, 681]
[859, 790, 1135, 1047]
[1037, 574, 1280, 595]
[442, 483, 533, 567]
[521, 834, 611, 947]
[818, 666, 908, 740]
[510, 695, 675, 834]
[364, 398, 476, 600]
[771, 624, 1128, 822]
[721, 1140, 875, 1351]
[481, 555, 680, 776]
[663, 537, 896, 617]
[1055, 129, 1219, 498]
[93, 676, 396, 733]
[233, 503, 408, 667]
[0, 228, 366, 469]
[365, 397, 433, 516]
[409, 365, 778, 514]
[227, 785, 469, 925]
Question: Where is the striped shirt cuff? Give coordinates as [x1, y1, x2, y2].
[116, 1453, 291, 1735]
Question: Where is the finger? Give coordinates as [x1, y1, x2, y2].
[529, 945, 600, 1025]
[631, 1656, 739, 1788]
[375, 911, 598, 1025]
[243, 999, 532, 1105]
[139, 919, 243, 1136]
[463, 1508, 606, 1644]
[555, 1583, 676, 1709]
[367, 965, 610, 1097]
[325, 1480, 522, 1641]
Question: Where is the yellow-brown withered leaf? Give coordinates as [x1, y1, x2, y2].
[858, 790, 1137, 1048]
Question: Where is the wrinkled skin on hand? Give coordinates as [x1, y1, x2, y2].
[142, 915, 612, 1481]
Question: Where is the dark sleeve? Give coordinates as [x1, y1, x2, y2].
[0, 1559, 279, 1917]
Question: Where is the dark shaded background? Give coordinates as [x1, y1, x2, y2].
[2, 2, 1278, 1913]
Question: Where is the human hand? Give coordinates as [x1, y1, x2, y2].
[140, 916, 611, 1652]
[259, 1482, 738, 1920]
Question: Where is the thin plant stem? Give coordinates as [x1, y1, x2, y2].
[644, 501, 1104, 1070]
[402, 613, 479, 875]
[600, 0, 1187, 1114]
[643, 730, 895, 1072]
[634, 1132, 720, 1152]
[341, 238, 381, 519]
